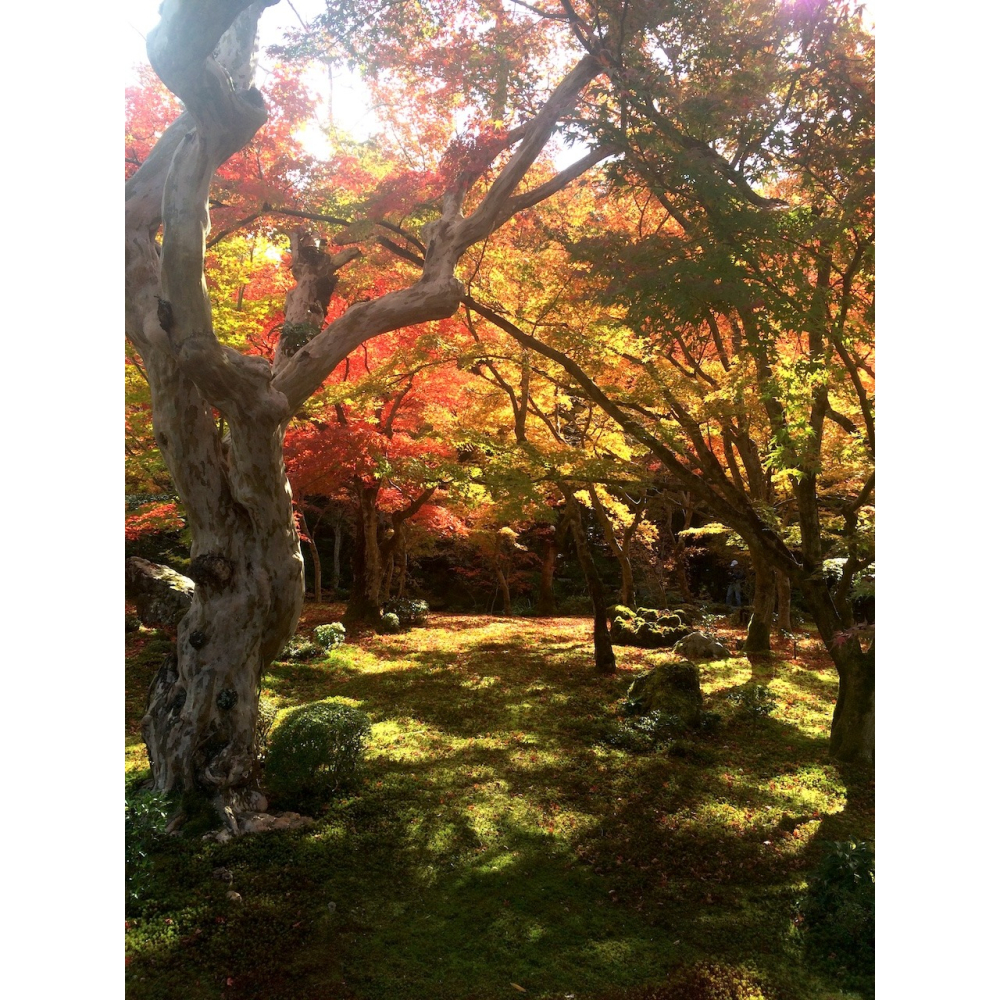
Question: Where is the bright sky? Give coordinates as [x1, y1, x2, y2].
[125, 0, 377, 144]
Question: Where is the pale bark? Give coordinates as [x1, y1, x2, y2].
[125, 0, 605, 818]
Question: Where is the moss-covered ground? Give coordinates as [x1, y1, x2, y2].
[125, 605, 874, 1000]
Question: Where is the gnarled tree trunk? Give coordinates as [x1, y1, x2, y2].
[124, 1, 604, 820]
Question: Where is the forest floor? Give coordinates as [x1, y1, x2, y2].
[125, 606, 874, 1000]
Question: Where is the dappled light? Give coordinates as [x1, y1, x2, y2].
[126, 611, 871, 998]
[125, 1, 874, 995]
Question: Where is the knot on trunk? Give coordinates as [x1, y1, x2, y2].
[216, 689, 238, 711]
[190, 554, 235, 590]
[156, 296, 174, 332]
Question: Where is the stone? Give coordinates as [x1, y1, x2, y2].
[125, 557, 194, 627]
[673, 631, 730, 660]
[226, 891, 243, 904]
[625, 660, 703, 727]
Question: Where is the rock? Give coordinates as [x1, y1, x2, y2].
[226, 891, 243, 904]
[125, 557, 194, 627]
[673, 631, 730, 660]
[213, 867, 234, 883]
[236, 811, 315, 836]
[625, 660, 703, 727]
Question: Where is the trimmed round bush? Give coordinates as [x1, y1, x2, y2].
[265, 700, 371, 808]
[313, 622, 346, 649]
[382, 598, 429, 627]
[380, 612, 401, 634]
[278, 637, 324, 662]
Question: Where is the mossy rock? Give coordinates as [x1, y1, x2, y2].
[656, 613, 683, 629]
[625, 661, 704, 728]
[612, 612, 692, 649]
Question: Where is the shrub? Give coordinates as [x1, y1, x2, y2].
[265, 700, 371, 809]
[313, 622, 346, 649]
[125, 788, 171, 911]
[254, 696, 279, 770]
[126, 614, 142, 633]
[602, 710, 685, 754]
[559, 594, 593, 615]
[382, 598, 429, 627]
[380, 612, 401, 634]
[725, 684, 778, 722]
[278, 637, 324, 662]
[797, 840, 875, 988]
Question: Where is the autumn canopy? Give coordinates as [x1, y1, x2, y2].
[125, 0, 874, 825]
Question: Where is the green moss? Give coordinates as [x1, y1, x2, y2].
[126, 614, 871, 1000]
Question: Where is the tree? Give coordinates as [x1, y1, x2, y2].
[125, 0, 606, 820]
[435, 0, 875, 760]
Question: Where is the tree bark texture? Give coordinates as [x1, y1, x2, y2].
[494, 557, 513, 616]
[332, 519, 343, 593]
[124, 1, 604, 816]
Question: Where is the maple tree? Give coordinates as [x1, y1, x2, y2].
[347, 0, 873, 757]
[124, 0, 608, 818]
[284, 319, 473, 622]
[455, 0, 875, 761]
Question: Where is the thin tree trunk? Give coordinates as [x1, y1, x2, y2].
[562, 488, 616, 674]
[345, 486, 383, 624]
[537, 537, 557, 614]
[665, 499, 695, 602]
[587, 485, 636, 607]
[398, 549, 408, 597]
[745, 544, 776, 653]
[776, 571, 792, 631]
[300, 516, 322, 601]
[495, 558, 513, 615]
[801, 578, 875, 763]
[381, 554, 395, 604]
[332, 519, 343, 593]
